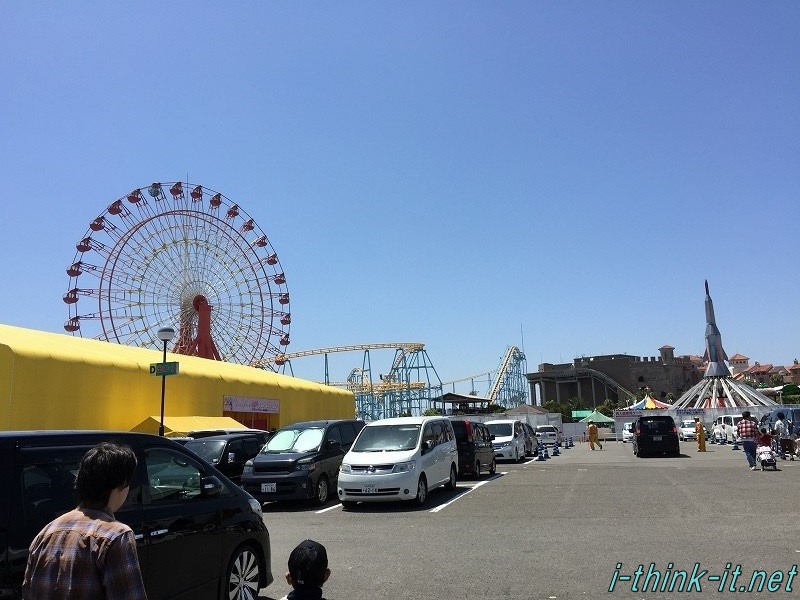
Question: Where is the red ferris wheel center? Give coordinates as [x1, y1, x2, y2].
[173, 295, 221, 360]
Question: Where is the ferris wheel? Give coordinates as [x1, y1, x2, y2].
[62, 181, 291, 368]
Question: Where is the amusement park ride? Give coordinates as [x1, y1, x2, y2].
[62, 181, 530, 418]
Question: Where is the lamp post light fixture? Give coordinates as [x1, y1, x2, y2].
[157, 326, 176, 436]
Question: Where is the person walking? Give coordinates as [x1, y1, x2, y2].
[587, 421, 602, 450]
[22, 442, 147, 600]
[694, 417, 706, 452]
[774, 411, 791, 459]
[736, 410, 759, 471]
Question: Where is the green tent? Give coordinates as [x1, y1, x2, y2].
[578, 409, 615, 424]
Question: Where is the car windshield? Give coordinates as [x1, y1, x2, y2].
[640, 419, 673, 434]
[537, 426, 556, 434]
[681, 421, 694, 428]
[185, 439, 227, 464]
[262, 428, 324, 453]
[486, 423, 512, 437]
[351, 424, 421, 452]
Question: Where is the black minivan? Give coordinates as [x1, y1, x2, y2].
[0, 431, 272, 600]
[449, 419, 496, 478]
[632, 415, 681, 457]
[241, 419, 364, 506]
[185, 431, 269, 484]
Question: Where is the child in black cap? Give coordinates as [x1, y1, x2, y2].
[286, 539, 330, 600]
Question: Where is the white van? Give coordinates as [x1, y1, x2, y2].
[485, 419, 527, 462]
[337, 416, 459, 508]
[713, 414, 744, 443]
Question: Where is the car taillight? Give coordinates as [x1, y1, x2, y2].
[464, 421, 473, 442]
[672, 425, 678, 434]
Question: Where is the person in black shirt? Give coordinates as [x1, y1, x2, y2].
[286, 539, 330, 600]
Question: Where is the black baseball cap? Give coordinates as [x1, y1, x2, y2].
[288, 539, 328, 587]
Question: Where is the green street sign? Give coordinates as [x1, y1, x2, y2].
[150, 362, 179, 376]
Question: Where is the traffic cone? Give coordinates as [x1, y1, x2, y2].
[731, 438, 739, 451]
[543, 445, 550, 459]
[552, 444, 560, 456]
[568, 437, 574, 448]
[535, 446, 545, 461]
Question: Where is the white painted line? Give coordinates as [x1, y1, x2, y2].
[316, 503, 342, 514]
[430, 479, 491, 513]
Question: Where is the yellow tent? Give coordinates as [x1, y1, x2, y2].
[0, 324, 355, 432]
[131, 415, 250, 436]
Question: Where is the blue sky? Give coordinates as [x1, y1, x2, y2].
[1, 3, 798, 394]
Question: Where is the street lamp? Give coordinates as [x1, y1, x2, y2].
[157, 326, 176, 436]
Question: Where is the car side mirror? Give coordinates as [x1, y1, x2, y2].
[228, 452, 236, 463]
[489, 434, 495, 441]
[328, 439, 341, 449]
[200, 476, 223, 498]
[423, 440, 433, 453]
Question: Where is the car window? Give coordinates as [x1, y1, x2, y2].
[327, 425, 343, 446]
[640, 419, 673, 434]
[243, 438, 263, 456]
[339, 422, 358, 446]
[185, 439, 227, 464]
[145, 448, 204, 503]
[351, 424, 421, 452]
[18, 447, 86, 541]
[487, 423, 512, 437]
[263, 427, 324, 452]
[422, 423, 436, 447]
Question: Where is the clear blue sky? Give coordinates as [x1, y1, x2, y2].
[2, 3, 798, 394]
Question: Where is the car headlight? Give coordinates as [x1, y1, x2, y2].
[340, 463, 351, 474]
[247, 497, 263, 516]
[391, 460, 416, 474]
[242, 460, 254, 476]
[295, 460, 316, 472]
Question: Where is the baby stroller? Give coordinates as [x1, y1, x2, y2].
[756, 445, 777, 471]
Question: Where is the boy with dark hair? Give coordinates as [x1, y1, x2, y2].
[22, 442, 147, 600]
[286, 539, 331, 600]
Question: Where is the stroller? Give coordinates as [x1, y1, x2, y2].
[756, 444, 777, 471]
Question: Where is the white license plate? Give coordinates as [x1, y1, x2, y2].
[261, 483, 276, 493]
[652, 435, 662, 441]
[362, 484, 378, 494]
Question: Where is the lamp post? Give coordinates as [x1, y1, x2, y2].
[157, 326, 176, 436]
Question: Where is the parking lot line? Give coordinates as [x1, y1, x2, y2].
[429, 474, 502, 513]
[316, 503, 341, 514]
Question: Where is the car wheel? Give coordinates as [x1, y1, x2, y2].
[413, 475, 428, 506]
[314, 475, 329, 505]
[489, 458, 496, 475]
[341, 500, 357, 510]
[474, 460, 481, 479]
[445, 465, 457, 490]
[225, 544, 261, 600]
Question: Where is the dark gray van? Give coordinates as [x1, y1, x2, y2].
[449, 419, 496, 478]
[241, 419, 364, 505]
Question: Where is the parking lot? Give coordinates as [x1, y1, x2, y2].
[261, 439, 800, 599]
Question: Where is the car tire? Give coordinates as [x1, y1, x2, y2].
[445, 465, 457, 490]
[314, 475, 329, 505]
[413, 475, 428, 507]
[225, 544, 262, 600]
[474, 460, 481, 479]
[341, 500, 357, 510]
[489, 458, 497, 475]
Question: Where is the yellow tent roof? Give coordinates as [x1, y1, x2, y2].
[131, 415, 249, 436]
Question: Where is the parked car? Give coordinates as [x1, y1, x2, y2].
[521, 422, 537, 456]
[0, 430, 272, 600]
[241, 419, 364, 506]
[185, 431, 268, 484]
[485, 419, 527, 462]
[621, 421, 634, 443]
[632, 415, 680, 457]
[712, 414, 744, 443]
[678, 420, 697, 441]
[450, 419, 496, 478]
[535, 424, 562, 447]
[337, 416, 458, 508]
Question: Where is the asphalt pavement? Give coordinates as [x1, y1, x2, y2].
[261, 439, 800, 599]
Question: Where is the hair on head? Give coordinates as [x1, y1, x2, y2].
[288, 539, 328, 587]
[75, 442, 137, 507]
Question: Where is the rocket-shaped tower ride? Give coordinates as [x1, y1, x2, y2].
[671, 280, 776, 409]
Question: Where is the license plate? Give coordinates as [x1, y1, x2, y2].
[652, 435, 662, 441]
[362, 484, 378, 494]
[261, 483, 276, 493]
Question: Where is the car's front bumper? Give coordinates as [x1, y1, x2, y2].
[241, 472, 316, 502]
[338, 470, 418, 503]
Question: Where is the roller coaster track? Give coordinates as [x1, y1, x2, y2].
[441, 370, 495, 386]
[488, 346, 529, 407]
[251, 342, 425, 368]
